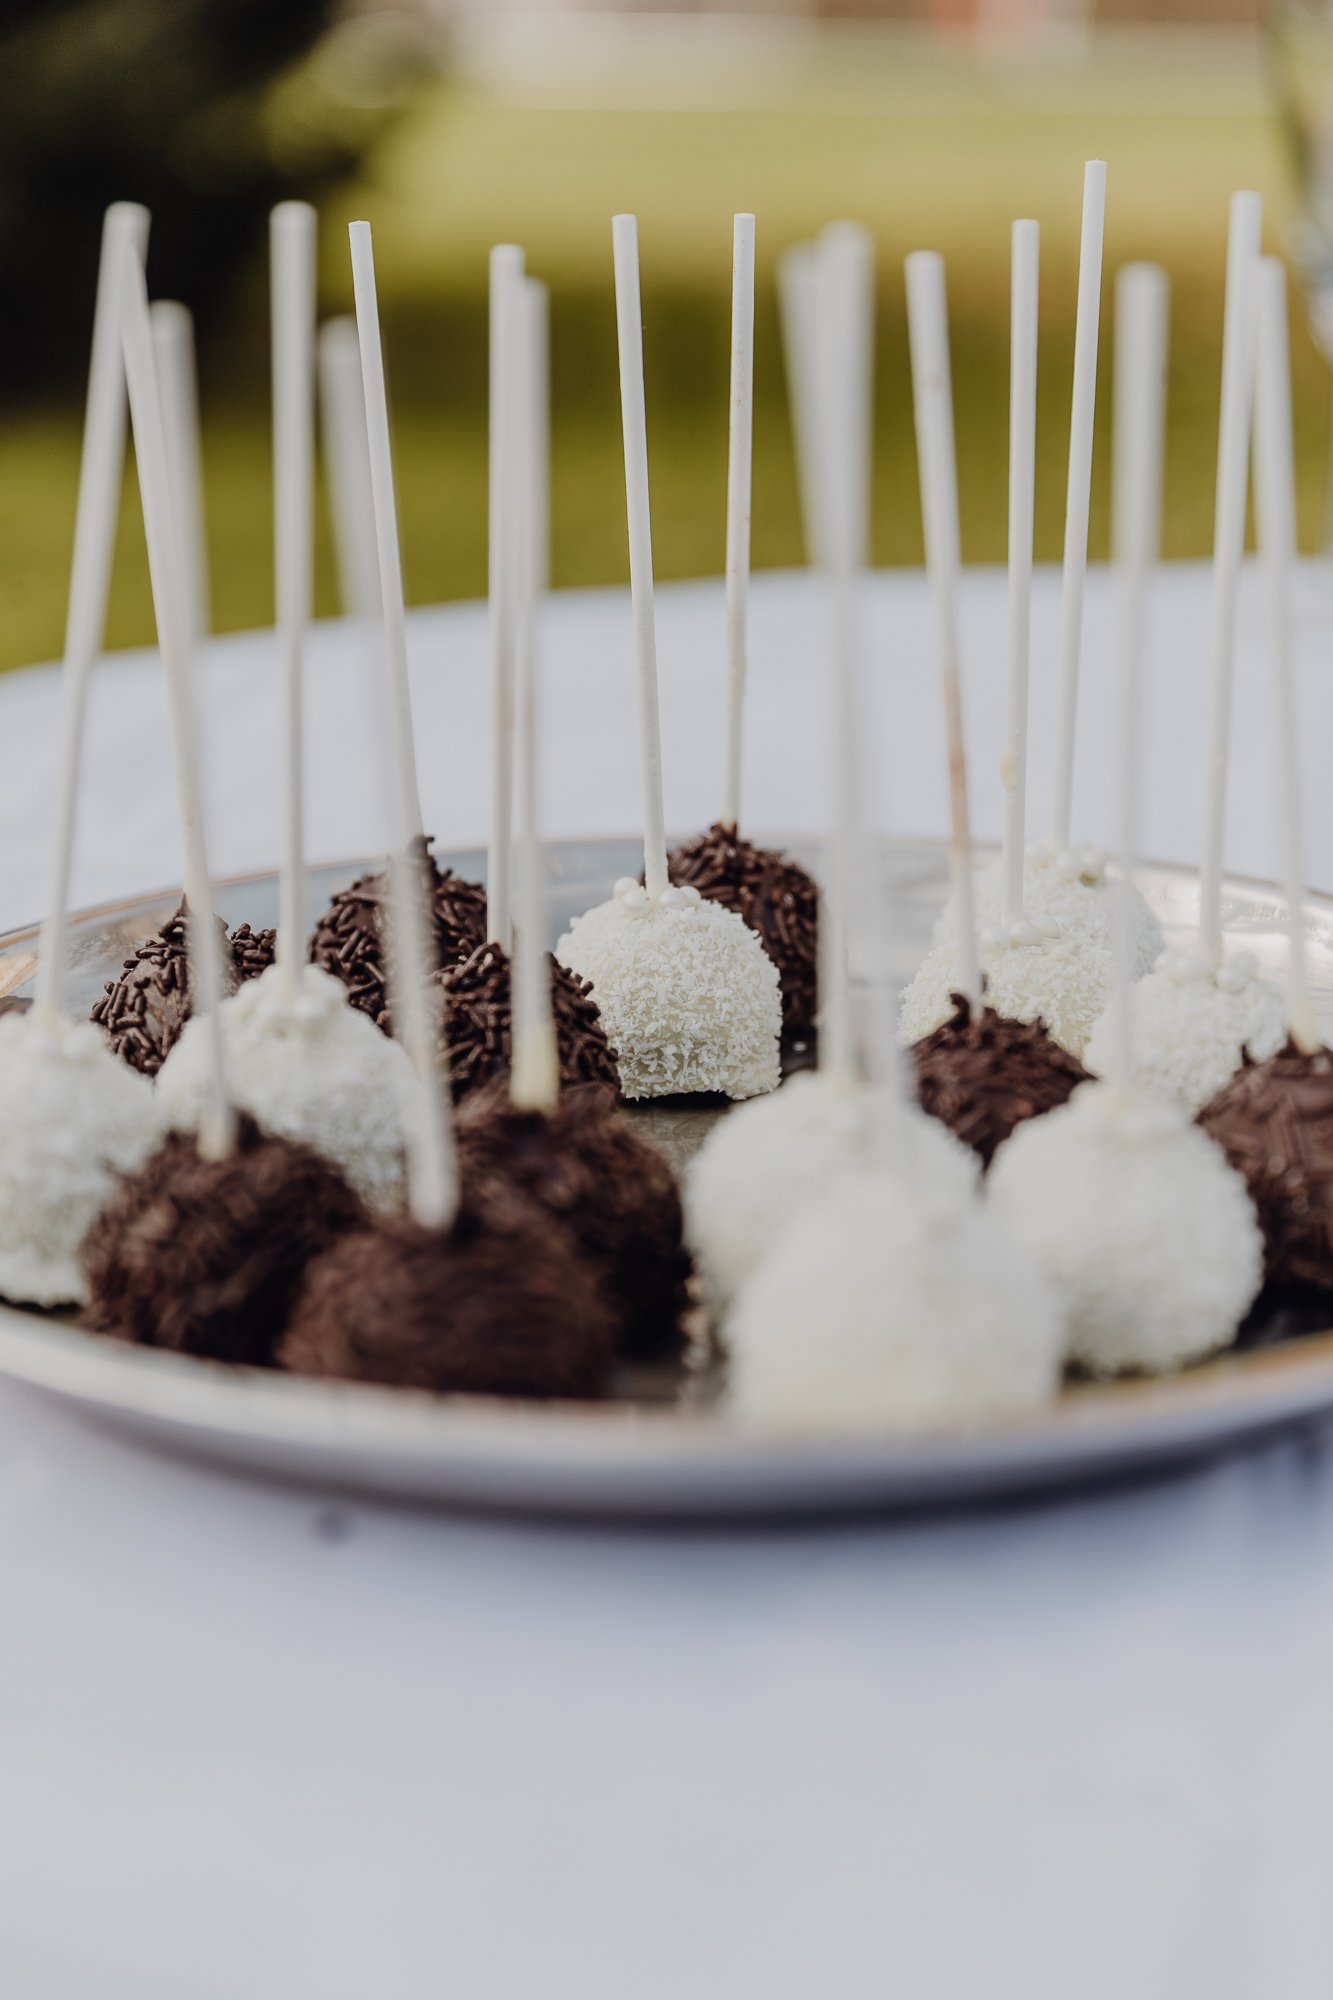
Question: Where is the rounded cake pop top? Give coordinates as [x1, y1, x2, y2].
[988, 1078, 1263, 1376]
[1198, 1039, 1333, 1292]
[684, 1068, 977, 1318]
[664, 823, 819, 1040]
[432, 940, 619, 1106]
[556, 877, 781, 1101]
[156, 961, 415, 1210]
[900, 918, 1110, 1060]
[280, 1188, 619, 1400]
[308, 837, 487, 1034]
[1083, 947, 1286, 1115]
[83, 1112, 365, 1365]
[726, 1162, 1063, 1434]
[0, 1010, 162, 1307]
[911, 991, 1089, 1167]
[92, 903, 276, 1077]
[943, 842, 1162, 976]
[456, 1077, 689, 1359]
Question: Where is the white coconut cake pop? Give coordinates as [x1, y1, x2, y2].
[900, 919, 1111, 1059]
[936, 842, 1162, 974]
[1083, 945, 1284, 1115]
[0, 1013, 161, 1306]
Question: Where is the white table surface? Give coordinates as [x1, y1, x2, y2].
[3, 565, 1333, 1998]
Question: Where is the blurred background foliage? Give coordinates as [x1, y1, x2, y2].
[0, 0, 1324, 671]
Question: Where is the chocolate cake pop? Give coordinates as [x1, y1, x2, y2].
[911, 990, 1089, 1167]
[432, 939, 620, 1105]
[308, 838, 486, 1033]
[1198, 1042, 1333, 1291]
[457, 1078, 688, 1357]
[665, 822, 818, 1040]
[281, 1188, 618, 1398]
[83, 1113, 364, 1364]
[92, 904, 276, 1076]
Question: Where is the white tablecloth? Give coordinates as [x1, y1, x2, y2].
[3, 566, 1333, 1998]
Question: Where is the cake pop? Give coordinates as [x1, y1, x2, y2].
[911, 991, 1088, 1167]
[556, 216, 782, 1101]
[901, 923, 1111, 1060]
[281, 223, 617, 1405]
[662, 220, 819, 1039]
[941, 843, 1162, 975]
[84, 1113, 364, 1364]
[1083, 947, 1284, 1115]
[991, 261, 1264, 1376]
[308, 842, 485, 1033]
[1197, 260, 1333, 1295]
[434, 939, 620, 1104]
[93, 903, 275, 1076]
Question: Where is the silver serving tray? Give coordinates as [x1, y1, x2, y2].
[0, 835, 1331, 1520]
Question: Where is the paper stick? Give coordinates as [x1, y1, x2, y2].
[1109, 263, 1170, 1095]
[271, 202, 317, 1001]
[1199, 190, 1263, 967]
[488, 244, 525, 949]
[815, 224, 876, 1095]
[150, 300, 210, 645]
[905, 251, 982, 1009]
[1001, 219, 1040, 929]
[121, 246, 232, 1160]
[34, 202, 149, 1032]
[1050, 161, 1107, 854]
[510, 278, 559, 1111]
[721, 213, 756, 832]
[611, 215, 669, 901]
[349, 220, 455, 1229]
[318, 317, 380, 620]
[777, 244, 822, 565]
[1254, 258, 1317, 1054]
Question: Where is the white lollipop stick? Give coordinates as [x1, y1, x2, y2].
[150, 300, 210, 646]
[488, 244, 525, 949]
[721, 213, 756, 832]
[1050, 162, 1107, 855]
[777, 244, 822, 565]
[121, 246, 232, 1161]
[34, 201, 149, 1033]
[905, 251, 982, 1010]
[1254, 258, 1317, 1055]
[1109, 263, 1170, 1097]
[611, 215, 669, 901]
[271, 202, 317, 1002]
[1199, 190, 1263, 968]
[1001, 219, 1040, 929]
[318, 317, 380, 620]
[349, 220, 456, 1229]
[511, 278, 559, 1112]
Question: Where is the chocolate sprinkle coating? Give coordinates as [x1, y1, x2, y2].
[1198, 1039, 1333, 1292]
[82, 1112, 365, 1367]
[666, 821, 819, 1037]
[911, 992, 1089, 1168]
[91, 905, 276, 1077]
[432, 940, 620, 1106]
[308, 837, 487, 1033]
[456, 1079, 689, 1358]
[280, 1193, 619, 1400]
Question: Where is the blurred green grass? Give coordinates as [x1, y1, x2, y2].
[0, 48, 1322, 672]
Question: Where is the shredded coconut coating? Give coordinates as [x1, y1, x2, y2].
[157, 963, 413, 1210]
[685, 1070, 977, 1316]
[727, 1166, 1063, 1435]
[900, 925, 1111, 1059]
[940, 845, 1162, 976]
[0, 1011, 162, 1306]
[988, 1079, 1263, 1375]
[556, 880, 781, 1101]
[1083, 949, 1287, 1114]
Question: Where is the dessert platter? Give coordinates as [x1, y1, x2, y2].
[3, 174, 1332, 1517]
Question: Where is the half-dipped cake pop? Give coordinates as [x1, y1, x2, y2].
[990, 261, 1263, 1376]
[556, 216, 782, 1102]
[93, 903, 275, 1076]
[308, 841, 485, 1033]
[911, 991, 1088, 1167]
[663, 220, 819, 1039]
